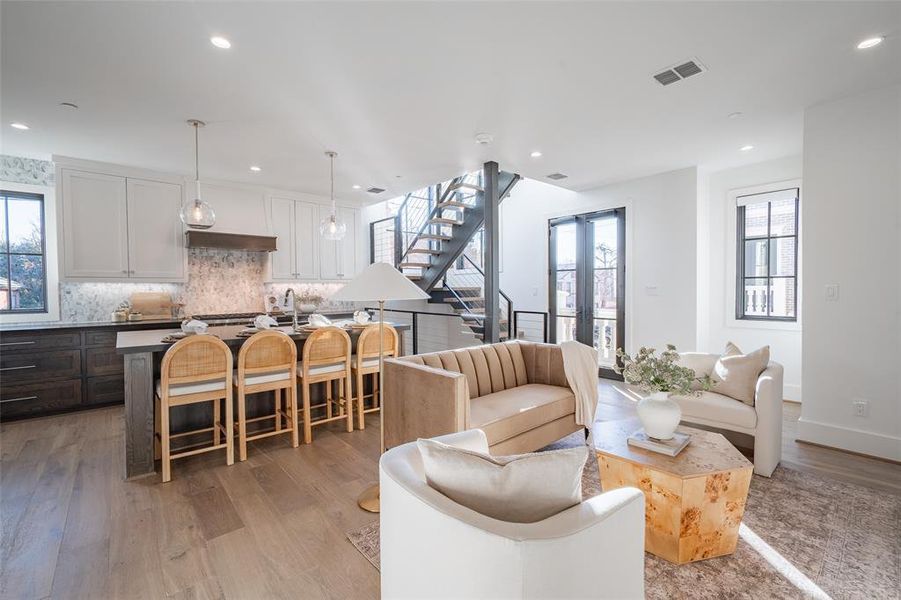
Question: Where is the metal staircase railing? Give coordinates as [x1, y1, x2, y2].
[441, 254, 511, 340]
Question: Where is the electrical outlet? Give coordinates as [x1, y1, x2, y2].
[825, 284, 840, 301]
[853, 399, 869, 417]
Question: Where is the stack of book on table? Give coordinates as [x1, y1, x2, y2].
[627, 429, 691, 457]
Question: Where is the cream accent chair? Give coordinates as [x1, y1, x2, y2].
[677, 352, 784, 477]
[383, 341, 582, 454]
[380, 429, 646, 600]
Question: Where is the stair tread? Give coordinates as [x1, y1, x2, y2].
[429, 218, 463, 225]
[418, 234, 452, 241]
[438, 200, 473, 209]
[399, 262, 428, 269]
[447, 182, 484, 194]
[407, 248, 441, 254]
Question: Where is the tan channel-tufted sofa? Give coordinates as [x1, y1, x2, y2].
[383, 341, 582, 454]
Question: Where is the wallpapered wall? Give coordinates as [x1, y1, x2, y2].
[1, 155, 353, 323]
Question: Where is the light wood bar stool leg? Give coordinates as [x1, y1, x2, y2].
[289, 382, 299, 448]
[274, 388, 282, 432]
[161, 395, 172, 483]
[213, 398, 221, 446]
[301, 379, 312, 444]
[341, 376, 352, 432]
[225, 386, 234, 466]
[355, 368, 365, 430]
[236, 387, 248, 462]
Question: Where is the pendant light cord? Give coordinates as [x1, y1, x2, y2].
[194, 122, 200, 183]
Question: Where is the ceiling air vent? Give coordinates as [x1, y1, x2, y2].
[367, 187, 385, 194]
[653, 58, 706, 86]
[546, 173, 568, 181]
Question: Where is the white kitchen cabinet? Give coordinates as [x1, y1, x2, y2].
[126, 178, 185, 279]
[269, 197, 295, 280]
[267, 197, 321, 281]
[60, 169, 130, 278]
[319, 205, 357, 280]
[295, 201, 318, 279]
[59, 167, 185, 281]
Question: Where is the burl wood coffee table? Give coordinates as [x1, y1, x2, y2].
[593, 418, 753, 564]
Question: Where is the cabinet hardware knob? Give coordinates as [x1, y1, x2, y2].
[122, 270, 128, 274]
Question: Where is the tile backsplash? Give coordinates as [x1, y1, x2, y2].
[60, 248, 354, 322]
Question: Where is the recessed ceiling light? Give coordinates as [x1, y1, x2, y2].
[10, 122, 29, 130]
[210, 36, 231, 49]
[249, 165, 261, 172]
[856, 37, 884, 49]
[474, 133, 493, 145]
[728, 111, 743, 119]
[740, 145, 754, 152]
[530, 151, 543, 158]
[352, 184, 362, 190]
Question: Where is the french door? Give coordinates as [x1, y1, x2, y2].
[549, 208, 625, 377]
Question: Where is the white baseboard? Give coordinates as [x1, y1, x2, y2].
[783, 383, 802, 403]
[796, 418, 901, 461]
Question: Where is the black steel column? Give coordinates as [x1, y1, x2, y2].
[483, 161, 500, 343]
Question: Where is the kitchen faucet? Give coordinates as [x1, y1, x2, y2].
[284, 288, 299, 330]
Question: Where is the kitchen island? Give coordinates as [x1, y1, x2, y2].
[116, 323, 408, 479]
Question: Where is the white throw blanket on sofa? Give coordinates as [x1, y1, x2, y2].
[561, 341, 600, 427]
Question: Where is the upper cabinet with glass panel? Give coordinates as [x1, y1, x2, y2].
[736, 188, 799, 321]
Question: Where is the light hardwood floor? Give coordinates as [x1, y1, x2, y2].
[2, 383, 898, 600]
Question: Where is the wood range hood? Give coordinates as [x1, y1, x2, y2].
[184, 230, 278, 252]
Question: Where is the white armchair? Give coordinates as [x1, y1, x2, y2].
[380, 429, 646, 600]
[677, 353, 784, 477]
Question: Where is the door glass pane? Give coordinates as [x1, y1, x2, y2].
[769, 197, 797, 236]
[744, 239, 768, 277]
[555, 271, 576, 316]
[9, 254, 44, 310]
[770, 277, 796, 318]
[555, 223, 577, 268]
[556, 316, 577, 342]
[594, 319, 617, 367]
[7, 198, 42, 253]
[743, 202, 769, 238]
[742, 278, 768, 317]
[593, 269, 616, 319]
[593, 218, 617, 268]
[769, 237, 796, 276]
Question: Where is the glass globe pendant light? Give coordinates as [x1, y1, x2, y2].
[319, 150, 347, 240]
[180, 119, 216, 229]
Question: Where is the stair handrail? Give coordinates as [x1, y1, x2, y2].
[448, 253, 513, 339]
[398, 174, 475, 264]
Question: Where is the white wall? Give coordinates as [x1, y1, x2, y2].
[500, 168, 698, 353]
[798, 85, 901, 461]
[699, 156, 803, 401]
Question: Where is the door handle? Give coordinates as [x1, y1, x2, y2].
[0, 365, 37, 371]
[0, 341, 35, 347]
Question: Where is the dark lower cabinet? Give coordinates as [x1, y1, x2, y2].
[0, 321, 177, 422]
[0, 379, 83, 419]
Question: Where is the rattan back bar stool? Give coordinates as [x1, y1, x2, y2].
[233, 329, 299, 461]
[297, 326, 353, 443]
[352, 324, 399, 430]
[154, 334, 234, 483]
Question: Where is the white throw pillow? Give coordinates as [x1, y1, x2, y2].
[417, 438, 587, 523]
[711, 342, 770, 405]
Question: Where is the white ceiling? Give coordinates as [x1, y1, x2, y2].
[2, 1, 899, 200]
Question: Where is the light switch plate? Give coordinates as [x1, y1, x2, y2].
[825, 284, 839, 301]
[645, 285, 659, 296]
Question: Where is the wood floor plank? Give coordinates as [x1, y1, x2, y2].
[1, 384, 899, 600]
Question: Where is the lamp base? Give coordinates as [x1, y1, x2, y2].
[357, 484, 380, 513]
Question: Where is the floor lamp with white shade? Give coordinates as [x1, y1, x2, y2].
[329, 262, 429, 512]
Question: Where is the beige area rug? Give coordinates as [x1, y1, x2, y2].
[347, 434, 901, 599]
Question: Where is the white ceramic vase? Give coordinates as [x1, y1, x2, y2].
[636, 391, 682, 440]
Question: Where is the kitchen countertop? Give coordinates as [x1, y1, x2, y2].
[116, 322, 409, 354]
[0, 310, 356, 332]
